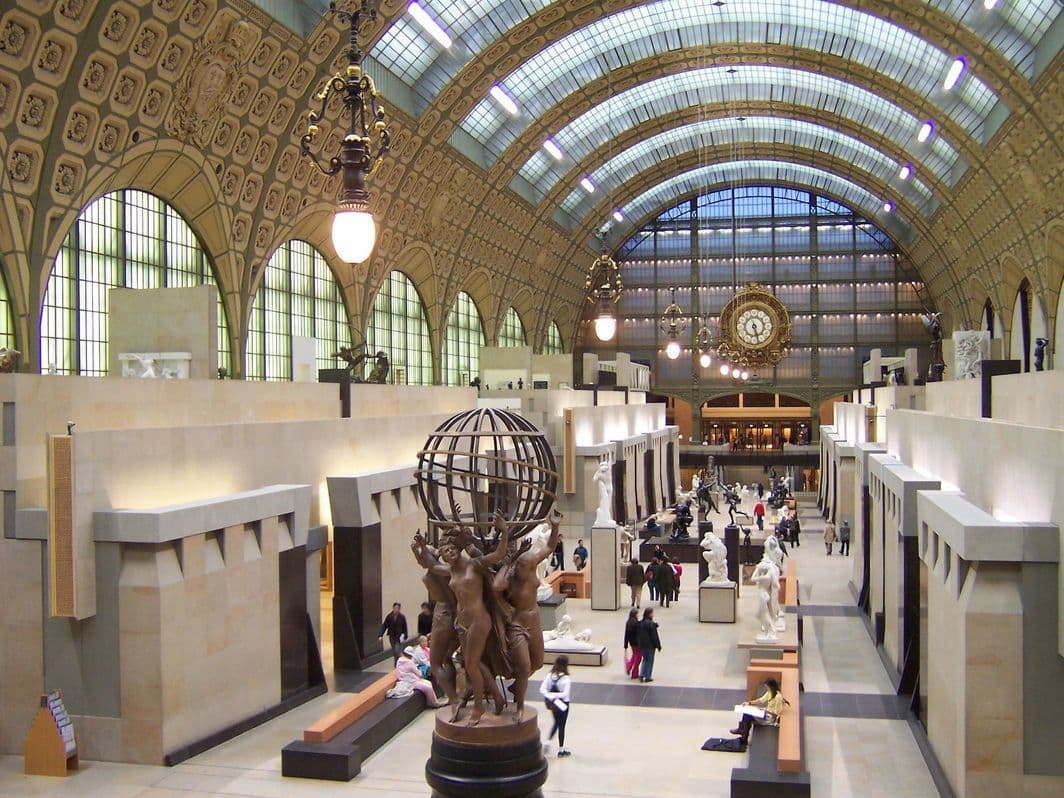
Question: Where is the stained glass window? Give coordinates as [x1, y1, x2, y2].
[543, 321, 563, 354]
[443, 291, 486, 386]
[366, 270, 434, 384]
[40, 190, 231, 376]
[498, 307, 527, 347]
[246, 240, 352, 381]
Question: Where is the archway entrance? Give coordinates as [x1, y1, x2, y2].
[701, 392, 811, 450]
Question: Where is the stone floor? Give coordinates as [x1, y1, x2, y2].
[0, 496, 940, 797]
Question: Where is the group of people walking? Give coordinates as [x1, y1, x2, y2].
[623, 552, 683, 608]
[623, 607, 662, 682]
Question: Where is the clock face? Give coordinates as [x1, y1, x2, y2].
[736, 306, 775, 347]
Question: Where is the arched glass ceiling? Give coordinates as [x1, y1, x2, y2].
[367, 0, 1058, 112]
[618, 161, 912, 242]
[517, 66, 962, 197]
[555, 117, 937, 225]
[457, 0, 998, 158]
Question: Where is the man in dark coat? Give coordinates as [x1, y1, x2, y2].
[625, 557, 646, 608]
[654, 555, 675, 608]
[635, 607, 662, 682]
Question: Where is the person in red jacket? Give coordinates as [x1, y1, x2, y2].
[753, 500, 766, 531]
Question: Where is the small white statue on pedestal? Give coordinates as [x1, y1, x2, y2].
[619, 525, 635, 562]
[691, 473, 701, 493]
[751, 561, 779, 642]
[763, 535, 785, 571]
[758, 537, 786, 630]
[543, 614, 596, 651]
[528, 521, 556, 601]
[700, 530, 733, 586]
[592, 458, 615, 528]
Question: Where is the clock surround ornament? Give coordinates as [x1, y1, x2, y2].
[716, 282, 792, 369]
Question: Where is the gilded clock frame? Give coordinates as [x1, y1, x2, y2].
[716, 282, 793, 369]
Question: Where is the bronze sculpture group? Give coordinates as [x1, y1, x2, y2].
[410, 508, 562, 726]
[333, 344, 390, 383]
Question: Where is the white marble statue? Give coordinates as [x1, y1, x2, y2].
[122, 353, 157, 378]
[592, 458, 615, 527]
[528, 521, 556, 601]
[700, 530, 733, 586]
[739, 484, 751, 511]
[619, 525, 635, 562]
[763, 535, 785, 571]
[543, 614, 597, 651]
[691, 473, 701, 493]
[751, 561, 779, 642]
[953, 330, 990, 380]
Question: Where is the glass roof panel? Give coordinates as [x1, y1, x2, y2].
[516, 66, 962, 196]
[924, 0, 1061, 77]
[456, 0, 998, 156]
[367, 0, 1055, 115]
[617, 160, 909, 239]
[552, 117, 937, 223]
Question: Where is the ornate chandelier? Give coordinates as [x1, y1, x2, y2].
[660, 287, 687, 360]
[300, 0, 391, 264]
[584, 241, 624, 342]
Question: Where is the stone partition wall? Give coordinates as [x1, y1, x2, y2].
[923, 379, 982, 419]
[879, 464, 940, 688]
[917, 490, 1059, 797]
[108, 286, 217, 380]
[851, 442, 887, 604]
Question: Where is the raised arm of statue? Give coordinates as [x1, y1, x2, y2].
[481, 513, 512, 566]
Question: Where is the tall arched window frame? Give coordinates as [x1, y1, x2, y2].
[246, 240, 352, 381]
[40, 190, 230, 375]
[0, 260, 15, 350]
[366, 270, 433, 384]
[543, 321, 564, 354]
[443, 291, 485, 386]
[498, 307, 527, 347]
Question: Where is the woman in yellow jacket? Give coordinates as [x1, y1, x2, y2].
[730, 678, 784, 743]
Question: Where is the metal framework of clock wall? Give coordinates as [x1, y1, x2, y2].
[575, 185, 931, 417]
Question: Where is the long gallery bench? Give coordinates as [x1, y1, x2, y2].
[282, 672, 427, 781]
[731, 661, 809, 797]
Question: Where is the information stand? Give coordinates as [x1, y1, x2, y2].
[23, 689, 78, 777]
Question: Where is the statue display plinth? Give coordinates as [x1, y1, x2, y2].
[542, 642, 608, 667]
[590, 525, 619, 610]
[698, 583, 737, 623]
[638, 536, 701, 563]
[427, 706, 547, 798]
[537, 594, 566, 630]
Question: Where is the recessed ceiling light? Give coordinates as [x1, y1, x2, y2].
[543, 138, 564, 160]
[489, 85, 519, 115]
[580, 176, 596, 193]
[407, 3, 453, 49]
[983, 0, 1000, 9]
[883, 201, 895, 213]
[943, 57, 966, 91]
[898, 163, 912, 180]
[613, 209, 624, 223]
[917, 121, 934, 142]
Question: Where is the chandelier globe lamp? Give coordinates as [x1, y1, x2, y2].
[300, 1, 391, 264]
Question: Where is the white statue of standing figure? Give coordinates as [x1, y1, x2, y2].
[758, 537, 786, 630]
[751, 561, 779, 642]
[593, 458, 614, 527]
[700, 530, 733, 585]
[619, 525, 635, 562]
[691, 473, 701, 493]
[527, 521, 556, 601]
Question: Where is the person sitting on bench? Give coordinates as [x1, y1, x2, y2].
[391, 647, 447, 707]
[730, 678, 785, 743]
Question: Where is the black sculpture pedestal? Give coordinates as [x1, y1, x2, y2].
[426, 706, 547, 798]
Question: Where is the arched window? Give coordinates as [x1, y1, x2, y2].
[543, 321, 564, 354]
[1011, 279, 1032, 371]
[41, 190, 230, 375]
[443, 291, 485, 386]
[246, 240, 352, 381]
[0, 260, 15, 350]
[366, 270, 433, 384]
[498, 307, 527, 347]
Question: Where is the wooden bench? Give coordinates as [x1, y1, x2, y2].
[303, 673, 397, 743]
[282, 672, 428, 781]
[778, 558, 799, 609]
[546, 568, 591, 598]
[731, 664, 808, 796]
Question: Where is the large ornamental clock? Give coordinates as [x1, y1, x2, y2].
[716, 282, 793, 369]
